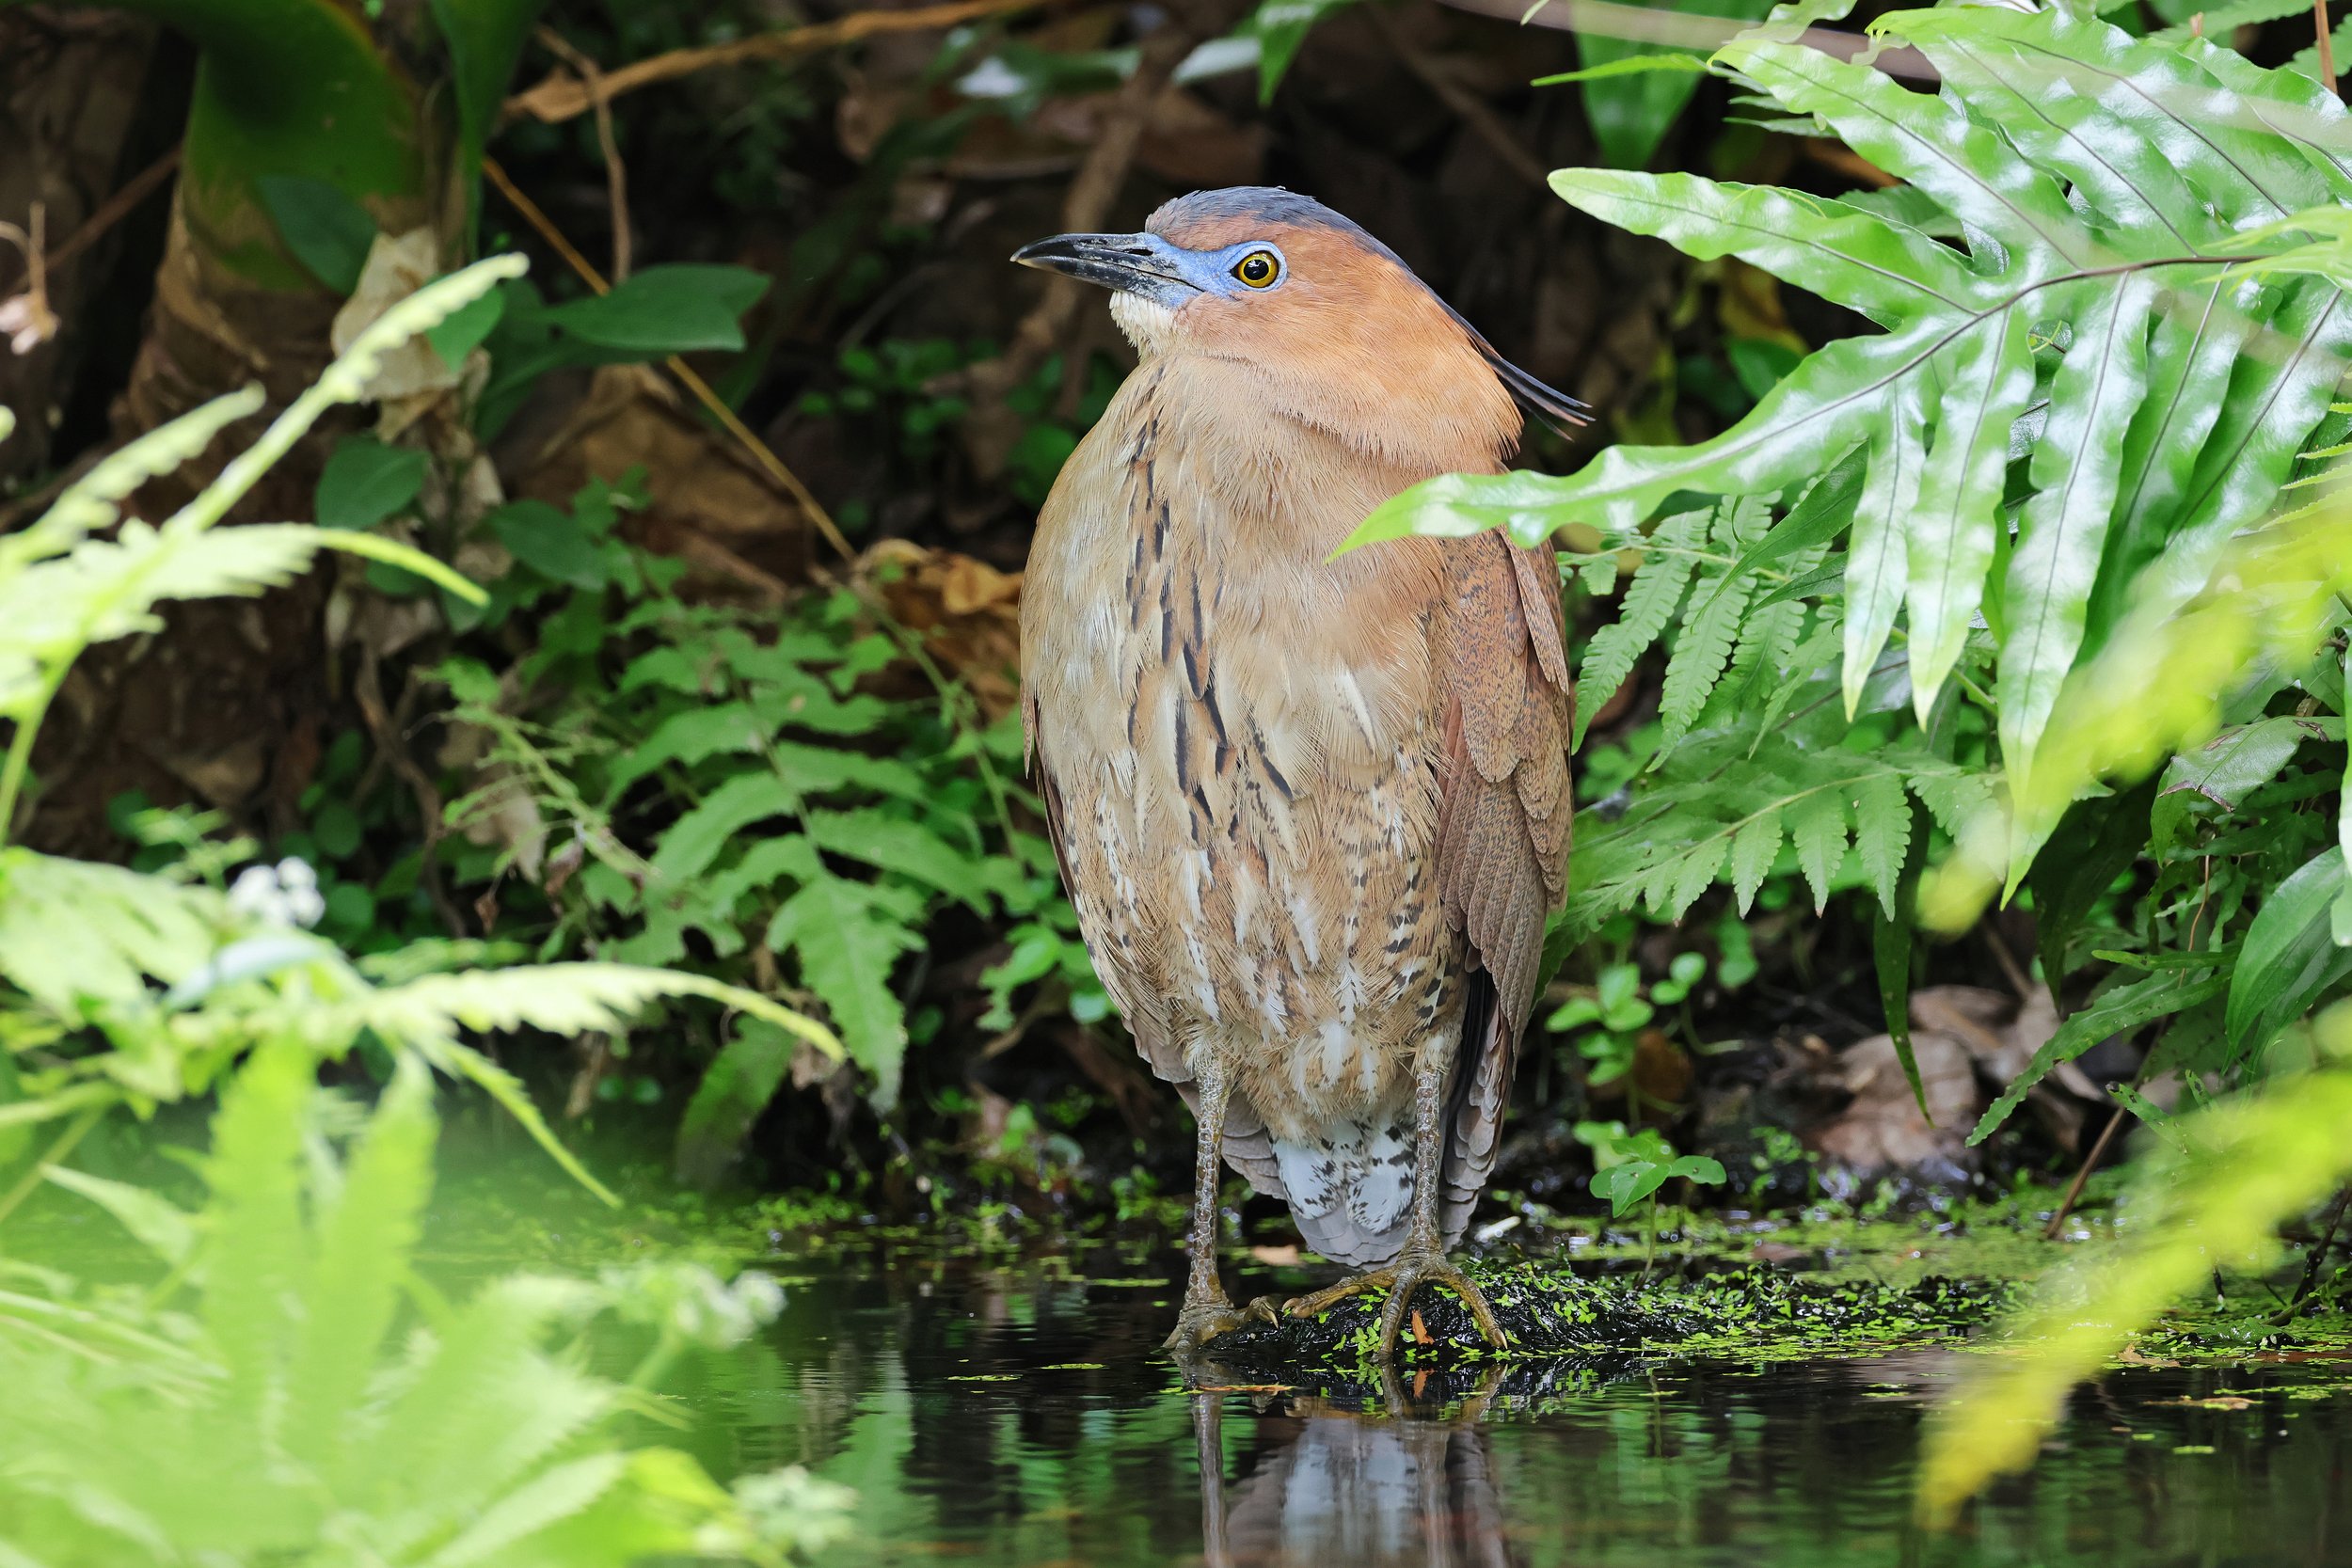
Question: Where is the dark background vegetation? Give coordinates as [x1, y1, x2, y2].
[7, 0, 2334, 1224]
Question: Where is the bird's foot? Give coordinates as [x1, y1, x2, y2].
[1163, 1292, 1282, 1354]
[1283, 1243, 1508, 1357]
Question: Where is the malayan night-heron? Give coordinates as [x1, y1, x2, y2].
[1014, 187, 1580, 1356]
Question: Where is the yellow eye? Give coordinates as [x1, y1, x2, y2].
[1232, 250, 1280, 289]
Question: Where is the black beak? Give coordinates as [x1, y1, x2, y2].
[1010, 232, 1196, 304]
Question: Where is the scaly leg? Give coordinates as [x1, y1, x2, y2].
[1165, 1056, 1279, 1354]
[1282, 1052, 1507, 1356]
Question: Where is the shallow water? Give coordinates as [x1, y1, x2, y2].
[658, 1239, 2352, 1568]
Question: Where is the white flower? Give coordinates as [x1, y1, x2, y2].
[228, 858, 326, 927]
[0, 293, 56, 356]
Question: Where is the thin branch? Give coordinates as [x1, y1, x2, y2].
[533, 28, 632, 282]
[0, 147, 180, 300]
[503, 0, 1057, 126]
[2315, 0, 2338, 95]
[482, 155, 854, 565]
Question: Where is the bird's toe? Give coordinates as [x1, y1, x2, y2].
[1163, 1297, 1252, 1354]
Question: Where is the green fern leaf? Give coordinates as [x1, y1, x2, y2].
[768, 875, 921, 1107]
[604, 704, 769, 798]
[198, 1041, 313, 1440]
[1574, 509, 1707, 747]
[1727, 807, 1784, 914]
[1787, 784, 1849, 912]
[287, 1056, 437, 1479]
[805, 807, 989, 910]
[1658, 502, 1765, 744]
[648, 773, 800, 882]
[1656, 838, 1731, 923]
[1851, 771, 1912, 916]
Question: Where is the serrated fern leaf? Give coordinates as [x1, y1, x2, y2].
[1787, 784, 1850, 912]
[1573, 508, 1706, 748]
[768, 874, 921, 1108]
[288, 1060, 436, 1478]
[1728, 807, 1784, 914]
[1851, 771, 1912, 916]
[1658, 499, 1769, 745]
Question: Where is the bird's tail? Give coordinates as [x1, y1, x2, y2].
[1271, 1117, 1422, 1267]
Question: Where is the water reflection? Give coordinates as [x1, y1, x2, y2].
[1192, 1370, 1519, 1568]
[659, 1244, 2352, 1568]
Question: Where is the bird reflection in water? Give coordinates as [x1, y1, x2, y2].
[1187, 1365, 1521, 1568]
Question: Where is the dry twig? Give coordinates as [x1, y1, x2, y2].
[504, 0, 1055, 125]
[532, 28, 633, 282]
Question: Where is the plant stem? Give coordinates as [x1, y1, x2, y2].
[0, 1103, 105, 1230]
[0, 668, 63, 850]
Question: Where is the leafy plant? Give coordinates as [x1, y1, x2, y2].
[1917, 1001, 2352, 1523]
[0, 1048, 852, 1566]
[0, 253, 858, 1560]
[1578, 1119, 1728, 1218]
[1352, 2, 2352, 1122]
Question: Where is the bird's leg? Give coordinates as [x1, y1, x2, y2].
[1165, 1057, 1279, 1354]
[1282, 1052, 1508, 1356]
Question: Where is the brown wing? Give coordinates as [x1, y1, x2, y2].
[1431, 532, 1573, 1241]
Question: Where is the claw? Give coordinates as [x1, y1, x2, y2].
[1165, 1292, 1281, 1354]
[1283, 1244, 1508, 1358]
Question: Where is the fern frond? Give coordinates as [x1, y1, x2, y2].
[1573, 508, 1707, 748]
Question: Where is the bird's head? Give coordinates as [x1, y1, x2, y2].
[1012, 187, 1584, 468]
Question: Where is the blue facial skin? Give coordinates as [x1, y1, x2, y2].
[1009, 231, 1289, 306]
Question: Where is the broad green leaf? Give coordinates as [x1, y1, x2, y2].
[2095, 276, 2265, 647]
[315, 437, 429, 531]
[1894, 9, 2234, 248]
[540, 265, 771, 355]
[2158, 715, 2337, 812]
[255, 174, 376, 294]
[2000, 277, 2156, 790]
[1904, 306, 2034, 721]
[491, 499, 606, 590]
[1972, 966, 2233, 1143]
[1713, 34, 2093, 274]
[1572, 0, 1772, 168]
[2137, 281, 2352, 620]
[1243, 0, 1356, 102]
[1548, 170, 1979, 326]
[2226, 847, 2352, 1049]
[1351, 315, 1948, 550]
[1842, 377, 1926, 717]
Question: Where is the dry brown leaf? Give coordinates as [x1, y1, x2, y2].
[858, 537, 1023, 720]
[503, 364, 811, 593]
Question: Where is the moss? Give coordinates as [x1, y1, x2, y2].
[1196, 1261, 2028, 1374]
